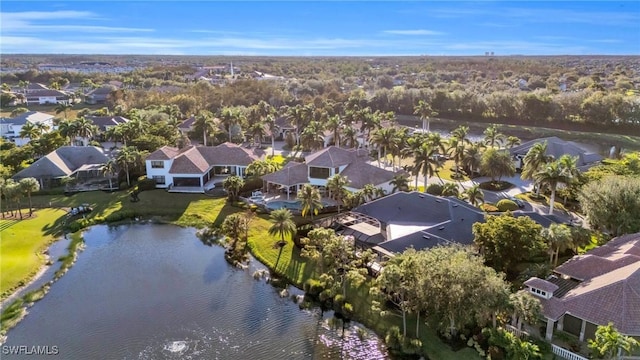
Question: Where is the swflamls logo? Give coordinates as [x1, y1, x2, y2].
[2, 345, 59, 355]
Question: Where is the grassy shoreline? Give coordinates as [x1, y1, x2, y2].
[0, 190, 478, 358]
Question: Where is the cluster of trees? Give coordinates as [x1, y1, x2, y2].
[0, 177, 40, 219]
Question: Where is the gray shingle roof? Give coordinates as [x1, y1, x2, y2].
[510, 136, 603, 167]
[261, 162, 309, 186]
[305, 146, 362, 168]
[2, 111, 54, 125]
[340, 160, 397, 188]
[87, 116, 129, 131]
[13, 146, 108, 179]
[149, 143, 263, 175]
[146, 146, 181, 160]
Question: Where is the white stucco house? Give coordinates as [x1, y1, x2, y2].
[262, 146, 399, 198]
[145, 142, 264, 193]
[0, 111, 55, 146]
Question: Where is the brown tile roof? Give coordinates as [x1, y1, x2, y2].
[262, 162, 309, 186]
[305, 146, 364, 168]
[169, 147, 209, 174]
[536, 233, 640, 336]
[524, 277, 559, 293]
[13, 146, 108, 179]
[146, 146, 181, 160]
[198, 142, 262, 166]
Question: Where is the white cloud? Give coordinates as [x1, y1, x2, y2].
[1, 10, 153, 34]
[383, 29, 443, 36]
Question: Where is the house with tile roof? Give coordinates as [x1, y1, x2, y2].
[25, 89, 71, 105]
[0, 111, 55, 146]
[510, 136, 604, 172]
[524, 232, 640, 342]
[145, 142, 264, 192]
[13, 146, 110, 188]
[262, 146, 399, 198]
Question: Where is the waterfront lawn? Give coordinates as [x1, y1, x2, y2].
[0, 208, 67, 297]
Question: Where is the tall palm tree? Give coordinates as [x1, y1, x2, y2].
[325, 115, 342, 148]
[390, 174, 410, 193]
[451, 125, 471, 145]
[101, 159, 118, 190]
[194, 110, 217, 147]
[483, 125, 505, 148]
[412, 143, 440, 190]
[534, 161, 571, 214]
[219, 106, 244, 143]
[55, 103, 73, 120]
[19, 177, 39, 216]
[268, 208, 297, 246]
[265, 114, 278, 156]
[447, 137, 466, 179]
[362, 183, 378, 202]
[297, 184, 323, 220]
[426, 132, 447, 155]
[522, 141, 551, 195]
[57, 119, 78, 146]
[73, 117, 96, 146]
[342, 126, 358, 149]
[116, 146, 140, 187]
[300, 121, 324, 151]
[222, 175, 244, 202]
[285, 104, 305, 147]
[413, 100, 438, 133]
[462, 142, 484, 176]
[542, 223, 573, 266]
[441, 182, 460, 197]
[326, 174, 349, 214]
[370, 127, 396, 166]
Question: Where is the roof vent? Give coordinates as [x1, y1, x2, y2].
[452, 204, 458, 207]
[435, 199, 442, 203]
[439, 226, 445, 230]
[422, 235, 430, 239]
[419, 195, 425, 198]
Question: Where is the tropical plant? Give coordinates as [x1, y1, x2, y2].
[509, 290, 542, 330]
[390, 174, 410, 193]
[411, 143, 440, 190]
[413, 100, 438, 133]
[542, 223, 574, 266]
[441, 182, 459, 197]
[73, 117, 97, 146]
[116, 146, 141, 187]
[222, 175, 244, 202]
[463, 184, 485, 206]
[18, 177, 40, 216]
[268, 208, 297, 247]
[194, 110, 218, 146]
[58, 119, 78, 146]
[480, 148, 516, 183]
[18, 122, 40, 140]
[506, 136, 521, 148]
[534, 161, 571, 214]
[483, 124, 506, 148]
[297, 184, 323, 220]
[326, 174, 349, 214]
[101, 159, 118, 190]
[521, 141, 552, 195]
[55, 103, 73, 119]
[589, 322, 639, 359]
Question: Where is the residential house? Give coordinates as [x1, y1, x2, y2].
[0, 111, 55, 146]
[524, 232, 640, 342]
[86, 115, 129, 141]
[85, 85, 117, 104]
[262, 146, 399, 198]
[178, 115, 197, 135]
[145, 142, 264, 193]
[510, 137, 603, 172]
[25, 89, 71, 105]
[13, 146, 110, 188]
[340, 191, 561, 259]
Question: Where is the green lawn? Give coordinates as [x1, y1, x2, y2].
[0, 208, 67, 297]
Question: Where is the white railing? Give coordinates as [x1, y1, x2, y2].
[552, 344, 588, 360]
[504, 325, 529, 339]
[621, 357, 640, 360]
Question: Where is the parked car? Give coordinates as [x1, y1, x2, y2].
[507, 196, 526, 208]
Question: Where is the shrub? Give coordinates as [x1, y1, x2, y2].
[303, 278, 325, 296]
[137, 178, 156, 191]
[425, 183, 443, 195]
[104, 209, 136, 222]
[496, 199, 519, 212]
[67, 218, 93, 232]
[481, 203, 499, 212]
[119, 181, 129, 190]
[240, 177, 263, 193]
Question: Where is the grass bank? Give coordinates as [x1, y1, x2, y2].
[0, 208, 67, 297]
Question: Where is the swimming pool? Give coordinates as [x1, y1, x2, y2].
[265, 200, 330, 211]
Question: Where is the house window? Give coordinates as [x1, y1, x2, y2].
[309, 167, 330, 179]
[151, 161, 164, 169]
[152, 176, 165, 185]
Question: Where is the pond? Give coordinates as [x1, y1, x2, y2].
[2, 224, 388, 359]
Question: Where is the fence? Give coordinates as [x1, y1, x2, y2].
[504, 324, 529, 339]
[552, 344, 588, 360]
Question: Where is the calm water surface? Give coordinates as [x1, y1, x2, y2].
[4, 224, 388, 359]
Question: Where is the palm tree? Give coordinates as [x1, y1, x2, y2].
[297, 184, 323, 220]
[451, 125, 471, 145]
[370, 127, 396, 166]
[55, 103, 73, 120]
[326, 174, 349, 214]
[506, 136, 521, 148]
[534, 161, 571, 215]
[264, 114, 278, 156]
[426, 132, 447, 155]
[441, 182, 459, 197]
[447, 136, 466, 179]
[300, 121, 324, 151]
[522, 141, 551, 195]
[222, 175, 244, 202]
[463, 185, 485, 206]
[413, 100, 438, 133]
[73, 117, 96, 146]
[483, 125, 505, 148]
[542, 223, 573, 266]
[325, 115, 342, 148]
[268, 209, 297, 247]
[194, 110, 218, 146]
[509, 290, 541, 331]
[480, 148, 515, 183]
[19, 122, 40, 141]
[390, 174, 410, 193]
[412, 143, 440, 190]
[57, 119, 78, 146]
[342, 126, 358, 149]
[19, 177, 39, 216]
[462, 141, 484, 176]
[589, 323, 640, 359]
[285, 104, 305, 147]
[116, 146, 140, 187]
[219, 106, 244, 143]
[101, 159, 117, 190]
[5, 180, 23, 219]
[362, 183, 378, 202]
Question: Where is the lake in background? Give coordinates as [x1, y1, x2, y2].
[3, 224, 388, 359]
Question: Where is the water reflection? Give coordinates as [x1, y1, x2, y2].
[3, 224, 388, 360]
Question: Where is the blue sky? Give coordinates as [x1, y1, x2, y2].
[1, 1, 639, 56]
